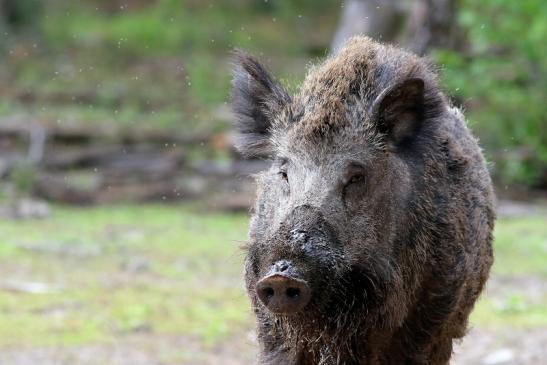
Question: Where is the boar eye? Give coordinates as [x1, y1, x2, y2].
[279, 171, 288, 182]
[343, 171, 366, 205]
[343, 162, 366, 189]
[346, 174, 364, 186]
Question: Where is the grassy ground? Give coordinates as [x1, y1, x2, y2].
[0, 204, 251, 362]
[0, 203, 545, 363]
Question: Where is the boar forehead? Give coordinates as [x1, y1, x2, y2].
[271, 100, 384, 167]
[273, 130, 373, 171]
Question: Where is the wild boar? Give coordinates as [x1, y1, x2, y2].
[232, 36, 495, 365]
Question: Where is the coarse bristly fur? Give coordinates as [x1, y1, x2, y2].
[231, 36, 495, 365]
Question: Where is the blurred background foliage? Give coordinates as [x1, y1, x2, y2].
[436, 0, 547, 188]
[0, 0, 545, 189]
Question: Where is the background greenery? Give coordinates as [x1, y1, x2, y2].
[0, 0, 545, 188]
[437, 0, 547, 188]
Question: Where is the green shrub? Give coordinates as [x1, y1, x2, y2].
[436, 0, 547, 187]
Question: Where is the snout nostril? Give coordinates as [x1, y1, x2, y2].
[286, 287, 300, 299]
[263, 287, 275, 298]
[256, 274, 311, 314]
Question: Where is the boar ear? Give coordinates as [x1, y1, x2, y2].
[372, 78, 425, 147]
[231, 52, 291, 158]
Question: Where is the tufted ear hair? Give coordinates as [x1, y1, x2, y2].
[231, 51, 291, 158]
[371, 78, 425, 148]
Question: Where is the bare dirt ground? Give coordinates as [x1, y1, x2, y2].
[2, 273, 546, 365]
[0, 326, 545, 365]
[2, 272, 543, 363]
[0, 278, 545, 365]
[452, 328, 547, 365]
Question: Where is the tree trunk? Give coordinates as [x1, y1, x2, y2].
[405, 0, 465, 55]
[331, 0, 465, 55]
[331, 0, 405, 53]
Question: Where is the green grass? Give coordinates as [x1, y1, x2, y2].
[470, 211, 547, 328]
[0, 204, 545, 348]
[0, 204, 251, 347]
[491, 215, 547, 276]
[471, 294, 547, 329]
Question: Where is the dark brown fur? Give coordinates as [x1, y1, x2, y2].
[232, 36, 495, 365]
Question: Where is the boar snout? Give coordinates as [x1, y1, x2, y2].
[256, 261, 311, 314]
